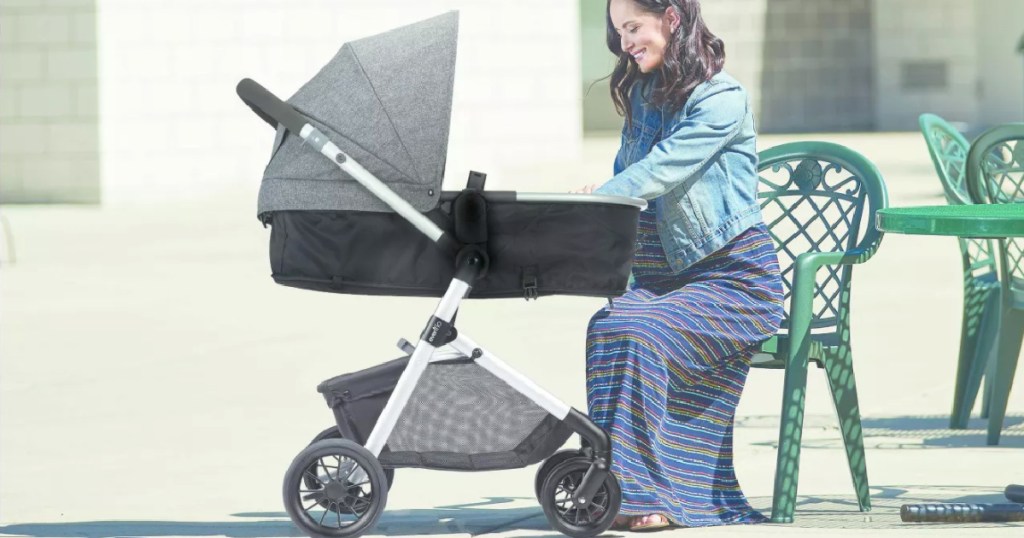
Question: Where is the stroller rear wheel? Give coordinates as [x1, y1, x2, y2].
[534, 449, 580, 499]
[284, 438, 388, 538]
[539, 457, 621, 538]
[306, 427, 395, 495]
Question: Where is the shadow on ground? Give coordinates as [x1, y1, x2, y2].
[754, 485, 1024, 529]
[2, 487, 1023, 536]
[0, 498, 556, 538]
[739, 414, 1024, 449]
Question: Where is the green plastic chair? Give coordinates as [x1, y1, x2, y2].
[919, 113, 1002, 429]
[754, 142, 889, 523]
[965, 123, 1024, 445]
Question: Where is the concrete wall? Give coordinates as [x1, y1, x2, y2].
[3, 0, 581, 205]
[975, 0, 1024, 127]
[759, 0, 874, 132]
[872, 0, 979, 131]
[701, 0, 768, 126]
[0, 0, 100, 203]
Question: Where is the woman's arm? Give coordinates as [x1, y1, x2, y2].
[596, 83, 747, 200]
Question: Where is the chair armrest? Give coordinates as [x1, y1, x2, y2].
[784, 247, 879, 364]
[794, 246, 879, 273]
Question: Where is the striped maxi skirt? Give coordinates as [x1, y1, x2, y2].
[586, 207, 784, 527]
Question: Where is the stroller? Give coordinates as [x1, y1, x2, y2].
[236, 12, 646, 538]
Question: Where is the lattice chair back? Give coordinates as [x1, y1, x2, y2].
[919, 113, 998, 279]
[967, 123, 1024, 290]
[757, 142, 888, 341]
[920, 114, 972, 204]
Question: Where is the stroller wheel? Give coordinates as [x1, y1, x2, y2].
[539, 457, 621, 538]
[534, 449, 580, 500]
[305, 427, 395, 495]
[284, 438, 388, 538]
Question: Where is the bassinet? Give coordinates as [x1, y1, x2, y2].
[239, 11, 645, 299]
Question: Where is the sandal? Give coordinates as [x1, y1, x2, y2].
[630, 514, 674, 532]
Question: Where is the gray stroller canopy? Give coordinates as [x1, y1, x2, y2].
[259, 12, 458, 215]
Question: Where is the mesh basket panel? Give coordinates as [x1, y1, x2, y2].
[387, 361, 550, 454]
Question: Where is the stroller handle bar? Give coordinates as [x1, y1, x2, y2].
[237, 78, 307, 134]
[236, 78, 461, 256]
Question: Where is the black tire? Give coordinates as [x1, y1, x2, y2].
[534, 449, 580, 500]
[539, 457, 621, 538]
[306, 427, 395, 495]
[284, 438, 388, 538]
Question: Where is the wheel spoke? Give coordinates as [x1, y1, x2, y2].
[352, 496, 372, 512]
[342, 494, 362, 517]
[318, 508, 329, 526]
[318, 459, 333, 483]
[302, 491, 324, 502]
[336, 507, 343, 529]
[303, 470, 323, 487]
[340, 459, 359, 483]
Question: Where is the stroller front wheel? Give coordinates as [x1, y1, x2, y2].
[539, 457, 621, 538]
[307, 426, 395, 492]
[284, 438, 388, 538]
[534, 449, 580, 499]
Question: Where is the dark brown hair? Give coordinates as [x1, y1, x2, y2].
[606, 0, 725, 124]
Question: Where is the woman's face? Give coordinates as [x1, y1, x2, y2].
[609, 0, 677, 73]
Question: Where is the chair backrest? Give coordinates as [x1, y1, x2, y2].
[757, 142, 888, 339]
[919, 113, 998, 280]
[966, 123, 1024, 289]
[919, 113, 972, 205]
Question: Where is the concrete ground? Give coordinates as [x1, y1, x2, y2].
[1, 132, 1023, 537]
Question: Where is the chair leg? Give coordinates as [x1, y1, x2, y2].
[822, 345, 871, 513]
[978, 327, 995, 420]
[770, 350, 809, 524]
[958, 289, 1001, 426]
[986, 307, 1024, 445]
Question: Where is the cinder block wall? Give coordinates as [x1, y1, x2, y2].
[872, 0, 978, 130]
[0, 0, 100, 203]
[1, 0, 580, 205]
[757, 0, 875, 132]
[95, 0, 581, 205]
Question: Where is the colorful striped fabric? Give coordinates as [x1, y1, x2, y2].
[586, 203, 784, 527]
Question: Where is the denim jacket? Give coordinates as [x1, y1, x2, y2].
[595, 71, 763, 272]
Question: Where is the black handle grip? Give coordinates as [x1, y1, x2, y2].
[1006, 484, 1024, 503]
[236, 78, 308, 134]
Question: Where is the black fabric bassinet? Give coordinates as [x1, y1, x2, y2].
[238, 12, 646, 299]
[263, 189, 642, 299]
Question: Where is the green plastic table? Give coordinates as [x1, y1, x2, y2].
[876, 204, 1024, 239]
[878, 204, 1024, 522]
[877, 203, 1024, 446]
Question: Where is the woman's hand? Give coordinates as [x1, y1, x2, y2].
[570, 184, 600, 194]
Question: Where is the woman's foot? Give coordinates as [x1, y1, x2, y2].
[630, 513, 673, 532]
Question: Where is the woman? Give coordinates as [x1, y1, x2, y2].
[578, 0, 784, 531]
